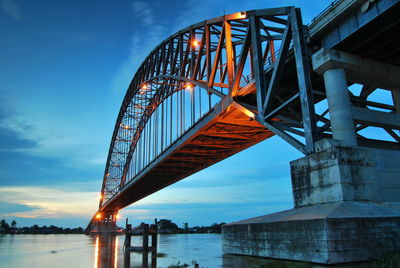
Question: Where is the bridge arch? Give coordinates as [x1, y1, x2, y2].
[101, 9, 285, 208]
[95, 7, 321, 221]
[86, 4, 400, 261]
[121, 77, 224, 183]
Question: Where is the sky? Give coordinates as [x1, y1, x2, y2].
[0, 0, 329, 228]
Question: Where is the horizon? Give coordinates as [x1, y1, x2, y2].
[0, 0, 328, 228]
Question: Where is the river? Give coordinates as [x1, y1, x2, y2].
[0, 233, 365, 267]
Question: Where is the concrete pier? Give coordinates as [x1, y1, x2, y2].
[222, 139, 400, 263]
[322, 68, 357, 146]
[222, 40, 400, 263]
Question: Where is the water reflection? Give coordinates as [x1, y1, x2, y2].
[223, 254, 367, 268]
[92, 235, 119, 268]
[1, 234, 371, 268]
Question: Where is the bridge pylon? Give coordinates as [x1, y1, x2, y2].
[89, 0, 400, 264]
[86, 211, 119, 235]
[222, 0, 400, 264]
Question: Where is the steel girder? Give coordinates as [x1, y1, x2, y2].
[98, 7, 319, 210]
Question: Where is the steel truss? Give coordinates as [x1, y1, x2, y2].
[97, 6, 399, 213]
[99, 7, 318, 209]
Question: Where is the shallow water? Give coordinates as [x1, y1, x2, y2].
[0, 233, 221, 268]
[0, 234, 367, 267]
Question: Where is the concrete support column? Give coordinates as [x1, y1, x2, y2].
[223, 140, 400, 264]
[392, 90, 400, 114]
[323, 68, 357, 145]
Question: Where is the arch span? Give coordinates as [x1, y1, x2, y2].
[89, 6, 321, 227]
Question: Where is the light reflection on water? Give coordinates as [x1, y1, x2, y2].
[0, 234, 366, 268]
[0, 233, 222, 268]
[93, 235, 120, 268]
[95, 236, 99, 268]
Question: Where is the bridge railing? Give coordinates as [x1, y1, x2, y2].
[97, 7, 322, 212]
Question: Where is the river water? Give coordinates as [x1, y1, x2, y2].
[0, 233, 365, 268]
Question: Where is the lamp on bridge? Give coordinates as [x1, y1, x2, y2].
[184, 83, 193, 90]
[139, 83, 149, 95]
[192, 40, 200, 47]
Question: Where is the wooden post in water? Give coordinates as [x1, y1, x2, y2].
[124, 218, 131, 268]
[123, 220, 158, 268]
[124, 249, 130, 268]
[142, 223, 149, 267]
[151, 219, 158, 268]
[125, 222, 132, 248]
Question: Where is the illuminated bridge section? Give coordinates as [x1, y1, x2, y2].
[94, 7, 315, 220]
[89, 3, 400, 226]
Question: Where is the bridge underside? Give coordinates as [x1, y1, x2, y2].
[89, 2, 400, 263]
[223, 0, 400, 264]
[101, 100, 273, 214]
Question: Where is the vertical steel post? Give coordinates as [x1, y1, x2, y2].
[151, 223, 157, 268]
[170, 95, 173, 144]
[250, 16, 268, 116]
[291, 8, 317, 153]
[142, 223, 149, 267]
[225, 20, 234, 87]
[323, 68, 357, 145]
[125, 223, 131, 248]
[191, 87, 195, 125]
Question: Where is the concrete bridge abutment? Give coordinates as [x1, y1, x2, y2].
[222, 140, 400, 264]
[222, 47, 400, 264]
[91, 220, 118, 235]
[87, 213, 119, 235]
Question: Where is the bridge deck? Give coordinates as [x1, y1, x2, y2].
[101, 100, 273, 213]
[91, 1, 400, 226]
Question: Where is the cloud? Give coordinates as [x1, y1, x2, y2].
[0, 108, 36, 152]
[0, 186, 98, 218]
[111, 1, 166, 93]
[0, 94, 108, 173]
[0, 0, 22, 21]
[132, 177, 292, 208]
[111, 0, 327, 95]
[131, 1, 155, 26]
[0, 102, 102, 187]
[0, 201, 36, 213]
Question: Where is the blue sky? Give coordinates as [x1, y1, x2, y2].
[0, 0, 328, 228]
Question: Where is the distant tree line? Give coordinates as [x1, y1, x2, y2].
[137, 219, 226, 234]
[0, 219, 84, 234]
[1, 218, 225, 235]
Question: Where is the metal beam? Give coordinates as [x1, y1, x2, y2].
[261, 19, 292, 115]
[250, 16, 268, 115]
[352, 107, 400, 130]
[230, 24, 251, 97]
[291, 7, 317, 153]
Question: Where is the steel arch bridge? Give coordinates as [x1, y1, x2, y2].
[88, 6, 400, 229]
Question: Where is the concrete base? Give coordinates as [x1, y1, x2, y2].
[89, 221, 119, 235]
[222, 201, 400, 264]
[222, 140, 400, 264]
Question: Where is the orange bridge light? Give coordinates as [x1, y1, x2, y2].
[185, 83, 193, 90]
[192, 40, 200, 47]
[139, 84, 148, 95]
[96, 213, 102, 220]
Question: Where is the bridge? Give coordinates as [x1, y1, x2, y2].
[88, 0, 400, 264]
